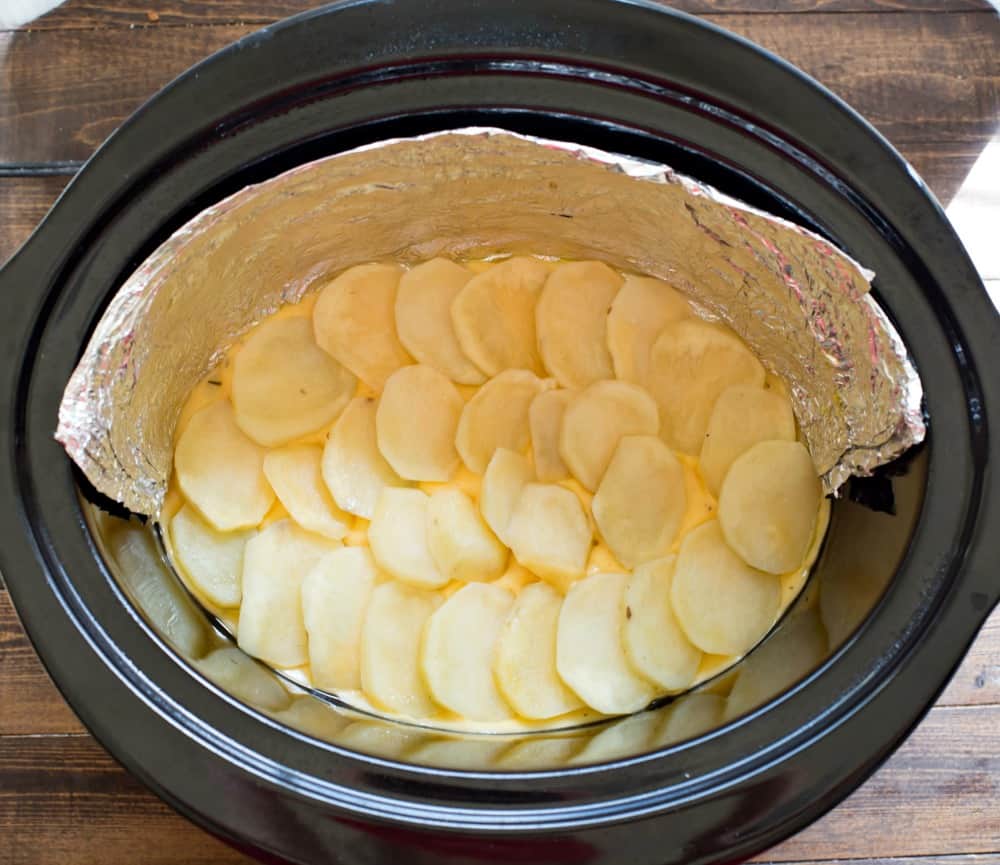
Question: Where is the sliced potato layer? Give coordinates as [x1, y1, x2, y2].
[170, 504, 253, 608]
[607, 275, 691, 384]
[529, 389, 574, 482]
[368, 488, 448, 589]
[480, 448, 533, 545]
[427, 488, 507, 582]
[263, 444, 351, 540]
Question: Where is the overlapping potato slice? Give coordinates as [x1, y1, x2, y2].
[496, 736, 583, 770]
[480, 448, 534, 545]
[426, 489, 507, 582]
[394, 258, 484, 384]
[592, 436, 686, 568]
[556, 572, 656, 714]
[535, 261, 622, 388]
[376, 365, 463, 482]
[559, 380, 660, 491]
[529, 389, 573, 482]
[263, 444, 351, 540]
[571, 711, 661, 765]
[718, 440, 821, 574]
[313, 263, 412, 390]
[321, 397, 405, 520]
[700, 384, 796, 494]
[671, 521, 780, 656]
[368, 488, 448, 589]
[408, 737, 510, 770]
[421, 582, 515, 721]
[175, 400, 274, 531]
[301, 547, 378, 691]
[169, 504, 253, 608]
[451, 256, 549, 377]
[494, 581, 584, 719]
[232, 316, 355, 447]
[195, 648, 290, 712]
[652, 692, 725, 747]
[456, 369, 552, 474]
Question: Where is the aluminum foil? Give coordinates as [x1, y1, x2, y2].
[56, 128, 925, 517]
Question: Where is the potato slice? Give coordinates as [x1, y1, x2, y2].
[238, 520, 341, 668]
[556, 572, 656, 714]
[700, 384, 796, 494]
[195, 648, 290, 712]
[421, 582, 515, 721]
[395, 258, 484, 384]
[408, 738, 509, 770]
[361, 581, 442, 717]
[559, 380, 660, 491]
[264, 444, 351, 540]
[334, 721, 425, 760]
[313, 262, 412, 390]
[426, 489, 507, 582]
[480, 448, 534, 544]
[507, 483, 592, 593]
[571, 711, 661, 765]
[496, 736, 584, 770]
[451, 256, 549, 377]
[169, 504, 253, 608]
[592, 436, 686, 568]
[301, 547, 378, 691]
[529, 389, 574, 482]
[652, 692, 725, 747]
[535, 261, 622, 388]
[376, 365, 463, 482]
[718, 440, 821, 574]
[368, 488, 448, 589]
[175, 400, 274, 531]
[232, 316, 355, 447]
[494, 581, 584, 719]
[646, 318, 765, 454]
[671, 521, 780, 656]
[607, 275, 691, 384]
[321, 397, 405, 520]
[455, 369, 552, 474]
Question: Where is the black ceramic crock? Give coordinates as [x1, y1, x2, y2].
[1, 1, 997, 863]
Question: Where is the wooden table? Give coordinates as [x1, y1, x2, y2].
[1, 2, 998, 863]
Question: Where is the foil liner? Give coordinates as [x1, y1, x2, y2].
[56, 128, 925, 517]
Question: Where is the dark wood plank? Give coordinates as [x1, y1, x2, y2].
[759, 857, 1000, 864]
[0, 175, 70, 266]
[939, 606, 1000, 707]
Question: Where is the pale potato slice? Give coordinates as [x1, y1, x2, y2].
[169, 503, 253, 608]
[559, 380, 660, 491]
[718, 440, 821, 574]
[455, 370, 552, 474]
[426, 489, 507, 582]
[496, 736, 583, 770]
[671, 521, 780, 656]
[592, 436, 686, 568]
[556, 572, 656, 714]
[607, 275, 691, 384]
[494, 581, 584, 719]
[646, 318, 766, 454]
[479, 448, 534, 544]
[529, 389, 574, 482]
[535, 261, 622, 388]
[507, 483, 592, 593]
[237, 519, 341, 668]
[232, 316, 355, 446]
[700, 384, 796, 494]
[175, 400, 274, 531]
[622, 556, 702, 691]
[195, 648, 290, 712]
[451, 256, 549, 377]
[376, 365, 463, 482]
[408, 738, 509, 770]
[301, 547, 378, 691]
[652, 692, 725, 747]
[368, 488, 448, 589]
[421, 582, 515, 721]
[321, 397, 405, 519]
[334, 721, 425, 760]
[263, 444, 351, 540]
[313, 262, 412, 390]
[571, 711, 661, 765]
[361, 581, 442, 717]
[395, 258, 484, 384]
[271, 696, 351, 741]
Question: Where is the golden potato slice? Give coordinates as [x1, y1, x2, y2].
[480, 448, 534, 544]
[376, 365, 463, 482]
[494, 581, 584, 719]
[426, 488, 507, 582]
[529, 389, 574, 482]
[421, 582, 515, 721]
[232, 316, 355, 447]
[451, 256, 549, 377]
[646, 318, 766, 454]
[671, 521, 780, 656]
[368, 488, 448, 589]
[334, 721, 425, 760]
[559, 380, 660, 491]
[175, 400, 274, 531]
[301, 547, 378, 691]
[607, 275, 691, 384]
[195, 648, 290, 712]
[321, 397, 405, 520]
[263, 444, 351, 540]
[535, 261, 622, 388]
[394, 258, 485, 385]
[700, 384, 796, 494]
[507, 483, 592, 593]
[592, 436, 686, 568]
[718, 440, 821, 574]
[313, 262, 412, 390]
[556, 572, 656, 714]
[169, 504, 253, 608]
[237, 520, 342, 668]
[455, 369, 552, 474]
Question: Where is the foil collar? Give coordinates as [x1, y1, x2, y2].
[56, 128, 925, 517]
